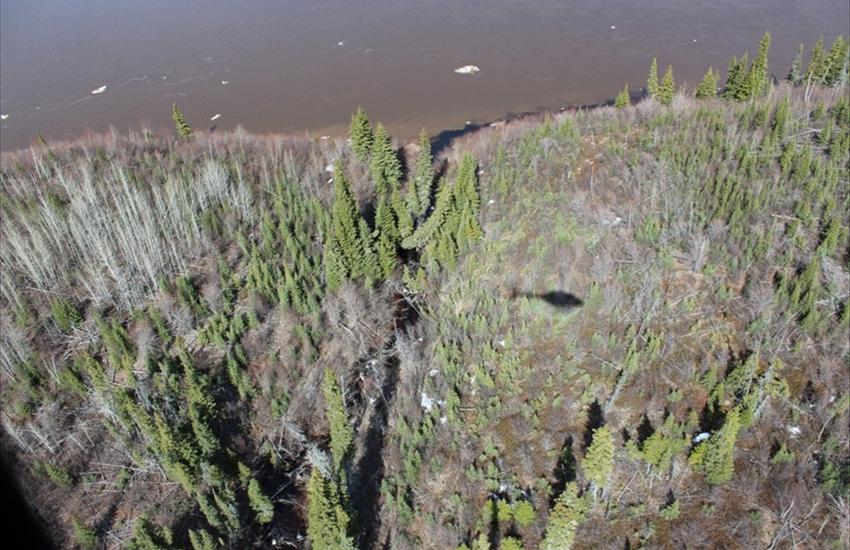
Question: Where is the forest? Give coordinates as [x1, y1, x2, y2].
[0, 34, 848, 549]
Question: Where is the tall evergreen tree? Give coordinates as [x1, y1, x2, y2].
[325, 162, 375, 286]
[541, 482, 585, 550]
[349, 107, 374, 161]
[322, 368, 354, 476]
[804, 36, 825, 86]
[823, 35, 849, 87]
[723, 52, 748, 99]
[408, 129, 435, 218]
[646, 58, 659, 99]
[370, 123, 402, 198]
[172, 104, 194, 140]
[695, 67, 719, 99]
[658, 65, 676, 106]
[788, 43, 805, 86]
[306, 469, 356, 550]
[583, 425, 615, 498]
[742, 32, 771, 99]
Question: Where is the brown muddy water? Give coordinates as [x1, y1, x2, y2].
[1, 0, 848, 152]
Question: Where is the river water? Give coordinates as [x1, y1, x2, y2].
[1, 0, 848, 151]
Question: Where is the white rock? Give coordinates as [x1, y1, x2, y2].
[325, 164, 335, 173]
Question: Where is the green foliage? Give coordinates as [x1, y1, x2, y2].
[691, 409, 741, 485]
[501, 537, 524, 550]
[646, 58, 659, 99]
[172, 103, 194, 140]
[658, 65, 675, 106]
[45, 461, 74, 487]
[247, 478, 275, 524]
[512, 500, 536, 527]
[127, 515, 173, 550]
[325, 162, 378, 287]
[189, 529, 218, 550]
[583, 425, 615, 495]
[408, 129, 435, 218]
[614, 84, 630, 108]
[695, 67, 719, 100]
[541, 482, 585, 550]
[49, 295, 82, 332]
[740, 32, 772, 100]
[723, 52, 748, 100]
[349, 107, 374, 161]
[72, 518, 99, 549]
[659, 499, 680, 520]
[370, 123, 402, 197]
[307, 468, 356, 550]
[322, 368, 354, 475]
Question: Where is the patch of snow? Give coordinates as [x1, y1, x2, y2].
[420, 392, 435, 412]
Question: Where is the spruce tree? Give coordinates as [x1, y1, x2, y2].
[408, 129, 435, 218]
[247, 478, 275, 524]
[326, 162, 370, 283]
[172, 104, 194, 140]
[540, 482, 585, 550]
[804, 36, 825, 86]
[695, 67, 719, 99]
[646, 58, 659, 99]
[370, 123, 402, 198]
[723, 52, 748, 99]
[349, 107, 374, 161]
[658, 65, 676, 106]
[614, 84, 629, 108]
[743, 32, 771, 99]
[583, 425, 615, 498]
[322, 368, 354, 476]
[306, 469, 356, 550]
[788, 43, 804, 86]
[823, 35, 849, 87]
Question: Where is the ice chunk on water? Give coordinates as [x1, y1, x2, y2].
[210, 114, 221, 121]
[454, 65, 480, 74]
[91, 85, 107, 94]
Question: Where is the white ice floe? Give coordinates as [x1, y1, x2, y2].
[210, 114, 221, 121]
[455, 65, 480, 74]
[610, 25, 616, 29]
[91, 85, 107, 94]
[221, 80, 229, 85]
[0, 114, 8, 121]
